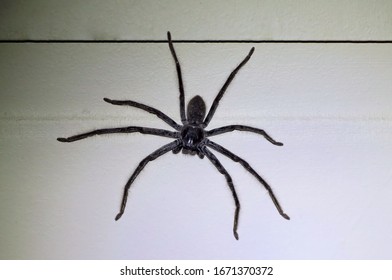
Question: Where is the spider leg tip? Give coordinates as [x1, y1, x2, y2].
[276, 142, 284, 146]
[283, 213, 290, 220]
[115, 213, 123, 221]
[234, 231, 239, 240]
[57, 137, 68, 142]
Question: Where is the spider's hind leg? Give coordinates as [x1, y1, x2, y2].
[202, 47, 255, 128]
[167, 32, 187, 124]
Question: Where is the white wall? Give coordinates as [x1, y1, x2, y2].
[1, 0, 392, 259]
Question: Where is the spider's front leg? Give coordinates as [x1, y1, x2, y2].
[57, 127, 179, 142]
[206, 139, 290, 220]
[115, 140, 181, 221]
[206, 125, 283, 146]
[202, 146, 241, 240]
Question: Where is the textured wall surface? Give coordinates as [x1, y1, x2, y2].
[1, 0, 392, 259]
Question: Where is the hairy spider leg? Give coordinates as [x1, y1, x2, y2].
[115, 140, 181, 220]
[202, 47, 255, 128]
[206, 139, 290, 220]
[57, 126, 179, 142]
[103, 98, 182, 130]
[167, 31, 187, 124]
[202, 146, 241, 240]
[206, 125, 283, 146]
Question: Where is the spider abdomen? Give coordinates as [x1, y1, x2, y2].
[187, 95, 206, 125]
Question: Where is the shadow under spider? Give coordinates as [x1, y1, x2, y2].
[57, 32, 289, 240]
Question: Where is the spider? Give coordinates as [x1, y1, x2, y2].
[57, 32, 289, 240]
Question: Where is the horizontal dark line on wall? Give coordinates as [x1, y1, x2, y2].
[1, 39, 392, 44]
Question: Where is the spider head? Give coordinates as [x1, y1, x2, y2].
[180, 125, 205, 157]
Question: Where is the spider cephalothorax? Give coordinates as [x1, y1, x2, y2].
[58, 32, 289, 240]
